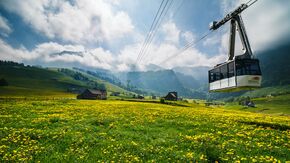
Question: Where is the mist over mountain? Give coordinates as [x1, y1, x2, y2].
[173, 66, 210, 83]
[113, 69, 205, 98]
[175, 72, 201, 90]
[144, 64, 164, 71]
[258, 42, 290, 86]
[121, 70, 186, 94]
[1, 41, 289, 100]
[67, 41, 290, 99]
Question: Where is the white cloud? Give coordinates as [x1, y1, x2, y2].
[203, 33, 220, 47]
[0, 38, 114, 70]
[122, 41, 226, 70]
[156, 46, 226, 69]
[0, 0, 134, 43]
[0, 1, 226, 71]
[219, 0, 290, 54]
[0, 39, 36, 61]
[0, 15, 12, 36]
[162, 21, 180, 44]
[182, 31, 195, 44]
[117, 43, 140, 66]
[116, 63, 130, 72]
[1, 34, 223, 72]
[241, 0, 290, 52]
[2, 0, 288, 72]
[107, 0, 121, 5]
[34, 42, 85, 56]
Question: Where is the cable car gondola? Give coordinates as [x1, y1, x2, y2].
[209, 58, 262, 92]
[208, 1, 262, 92]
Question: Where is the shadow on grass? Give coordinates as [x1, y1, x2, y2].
[204, 145, 221, 162]
[255, 108, 270, 113]
[239, 121, 290, 131]
[119, 99, 190, 107]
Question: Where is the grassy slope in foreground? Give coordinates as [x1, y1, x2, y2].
[0, 99, 289, 162]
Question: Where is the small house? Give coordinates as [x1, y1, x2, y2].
[137, 95, 144, 99]
[164, 91, 177, 101]
[111, 92, 120, 96]
[77, 89, 107, 100]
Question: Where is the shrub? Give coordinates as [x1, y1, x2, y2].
[183, 99, 189, 103]
[160, 98, 165, 104]
[0, 78, 8, 86]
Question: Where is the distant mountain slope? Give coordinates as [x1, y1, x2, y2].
[126, 70, 186, 94]
[73, 67, 125, 89]
[173, 66, 210, 83]
[0, 61, 129, 96]
[258, 43, 290, 86]
[120, 70, 206, 98]
[175, 72, 201, 90]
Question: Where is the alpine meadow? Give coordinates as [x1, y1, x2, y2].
[1, 0, 290, 162]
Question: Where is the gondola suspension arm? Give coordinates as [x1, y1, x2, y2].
[209, 1, 257, 61]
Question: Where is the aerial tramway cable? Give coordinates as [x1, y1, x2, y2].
[136, 0, 172, 64]
[159, 30, 213, 65]
[136, 0, 165, 62]
[159, 0, 258, 65]
[138, 0, 174, 63]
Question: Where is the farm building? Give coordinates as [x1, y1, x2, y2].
[137, 95, 144, 99]
[111, 92, 120, 96]
[132, 94, 144, 99]
[164, 91, 178, 101]
[77, 89, 107, 100]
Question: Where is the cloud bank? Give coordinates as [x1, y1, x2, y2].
[0, 0, 289, 72]
[0, 0, 134, 43]
[219, 0, 290, 55]
[0, 14, 12, 36]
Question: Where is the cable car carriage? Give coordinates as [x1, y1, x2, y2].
[209, 58, 261, 92]
[208, 2, 262, 92]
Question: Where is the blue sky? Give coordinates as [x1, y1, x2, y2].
[0, 0, 289, 71]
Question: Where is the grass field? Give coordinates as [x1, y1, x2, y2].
[225, 94, 290, 116]
[0, 98, 289, 162]
[0, 64, 130, 97]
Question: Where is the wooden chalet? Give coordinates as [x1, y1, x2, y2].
[77, 89, 107, 100]
[164, 91, 178, 101]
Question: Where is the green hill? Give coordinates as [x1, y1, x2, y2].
[0, 61, 130, 97]
[224, 94, 290, 115]
[122, 70, 206, 98]
[258, 43, 290, 86]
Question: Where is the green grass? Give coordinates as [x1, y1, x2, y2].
[224, 94, 290, 115]
[0, 64, 130, 97]
[242, 85, 290, 98]
[0, 86, 75, 98]
[0, 98, 289, 162]
[253, 94, 290, 115]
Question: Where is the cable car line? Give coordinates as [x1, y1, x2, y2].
[170, 0, 185, 19]
[159, 0, 258, 65]
[136, 0, 261, 93]
[137, 0, 173, 64]
[136, 0, 172, 64]
[246, 0, 258, 6]
[159, 30, 213, 65]
[138, 0, 174, 63]
[136, 0, 166, 63]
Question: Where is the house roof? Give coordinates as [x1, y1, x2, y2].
[87, 89, 105, 95]
[169, 93, 176, 98]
